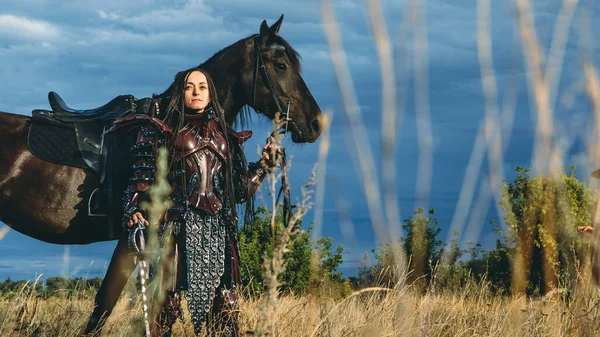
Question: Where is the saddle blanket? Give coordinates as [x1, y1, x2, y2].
[27, 120, 88, 169]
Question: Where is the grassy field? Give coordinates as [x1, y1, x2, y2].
[1, 280, 600, 337]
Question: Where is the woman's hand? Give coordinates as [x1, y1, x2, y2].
[127, 212, 148, 228]
[262, 136, 281, 164]
[577, 226, 594, 234]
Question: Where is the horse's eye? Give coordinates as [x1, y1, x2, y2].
[276, 63, 287, 72]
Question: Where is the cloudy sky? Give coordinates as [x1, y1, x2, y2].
[0, 0, 599, 280]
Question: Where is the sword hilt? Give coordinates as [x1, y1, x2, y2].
[128, 220, 147, 254]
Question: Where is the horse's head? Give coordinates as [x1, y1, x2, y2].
[245, 15, 323, 143]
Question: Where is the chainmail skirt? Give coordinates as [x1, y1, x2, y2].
[182, 208, 226, 333]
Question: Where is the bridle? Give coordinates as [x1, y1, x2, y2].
[251, 35, 291, 134]
[251, 34, 293, 228]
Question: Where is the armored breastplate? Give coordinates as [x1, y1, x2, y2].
[172, 116, 228, 214]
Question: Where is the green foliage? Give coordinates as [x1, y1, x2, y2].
[0, 277, 103, 299]
[238, 207, 274, 295]
[402, 208, 443, 285]
[314, 237, 344, 282]
[479, 239, 512, 295]
[354, 207, 509, 296]
[358, 208, 443, 289]
[427, 166, 593, 296]
[433, 230, 470, 292]
[278, 224, 313, 294]
[45, 276, 71, 297]
[444, 230, 463, 267]
[500, 166, 594, 295]
[238, 206, 346, 297]
[436, 221, 512, 296]
[357, 241, 401, 288]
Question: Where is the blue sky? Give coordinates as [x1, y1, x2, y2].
[0, 0, 599, 280]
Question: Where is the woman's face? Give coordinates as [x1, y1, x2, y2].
[184, 71, 210, 113]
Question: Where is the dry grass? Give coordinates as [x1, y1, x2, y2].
[2, 281, 600, 337]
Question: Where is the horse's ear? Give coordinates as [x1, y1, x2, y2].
[270, 14, 284, 36]
[260, 20, 270, 37]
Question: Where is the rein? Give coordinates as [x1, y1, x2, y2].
[275, 149, 292, 229]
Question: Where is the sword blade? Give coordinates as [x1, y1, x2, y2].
[135, 225, 152, 337]
[139, 259, 151, 337]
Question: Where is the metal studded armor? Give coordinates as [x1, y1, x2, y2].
[108, 105, 274, 336]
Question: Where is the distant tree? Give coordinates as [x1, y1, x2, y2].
[238, 205, 346, 296]
[45, 276, 71, 297]
[433, 230, 470, 291]
[402, 208, 443, 286]
[314, 237, 344, 282]
[278, 223, 313, 294]
[358, 241, 402, 287]
[500, 166, 594, 295]
[444, 230, 464, 267]
[238, 207, 274, 295]
[66, 277, 104, 298]
[238, 206, 314, 295]
[357, 208, 442, 289]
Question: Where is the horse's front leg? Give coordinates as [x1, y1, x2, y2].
[83, 238, 136, 336]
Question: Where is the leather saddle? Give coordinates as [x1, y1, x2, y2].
[35, 91, 137, 122]
[30, 91, 137, 175]
[27, 92, 140, 231]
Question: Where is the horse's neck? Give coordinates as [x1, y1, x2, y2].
[202, 38, 253, 126]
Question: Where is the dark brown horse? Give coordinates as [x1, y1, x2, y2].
[0, 15, 321, 245]
[0, 16, 322, 335]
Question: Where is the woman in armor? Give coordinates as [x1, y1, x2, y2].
[112, 67, 278, 336]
